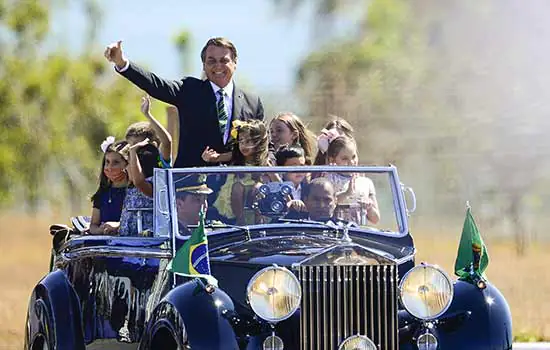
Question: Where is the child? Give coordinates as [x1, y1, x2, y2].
[314, 116, 355, 165]
[118, 139, 160, 236]
[125, 95, 172, 168]
[269, 112, 316, 165]
[89, 139, 129, 235]
[213, 120, 270, 224]
[275, 144, 308, 212]
[324, 135, 380, 224]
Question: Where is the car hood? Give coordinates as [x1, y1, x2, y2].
[209, 234, 399, 267]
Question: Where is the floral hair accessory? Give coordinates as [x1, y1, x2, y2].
[317, 128, 340, 154]
[100, 136, 116, 153]
[230, 120, 246, 140]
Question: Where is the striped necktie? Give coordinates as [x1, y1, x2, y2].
[217, 89, 228, 137]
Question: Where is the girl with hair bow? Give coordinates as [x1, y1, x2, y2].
[89, 138, 130, 234]
[316, 128, 341, 155]
[313, 117, 355, 165]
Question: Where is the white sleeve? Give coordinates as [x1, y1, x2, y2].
[115, 60, 130, 72]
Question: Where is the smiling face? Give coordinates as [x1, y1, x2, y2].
[203, 45, 236, 88]
[270, 119, 297, 148]
[238, 131, 256, 160]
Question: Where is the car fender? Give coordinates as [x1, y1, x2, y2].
[25, 269, 85, 350]
[438, 280, 512, 349]
[141, 279, 240, 350]
[400, 280, 512, 350]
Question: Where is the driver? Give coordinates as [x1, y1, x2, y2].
[175, 174, 213, 235]
[286, 177, 337, 222]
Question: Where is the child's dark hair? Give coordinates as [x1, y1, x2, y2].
[125, 121, 160, 146]
[231, 120, 269, 166]
[327, 136, 356, 163]
[136, 143, 161, 178]
[91, 140, 129, 203]
[275, 144, 305, 166]
[324, 116, 354, 137]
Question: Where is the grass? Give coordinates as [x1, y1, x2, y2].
[0, 214, 548, 347]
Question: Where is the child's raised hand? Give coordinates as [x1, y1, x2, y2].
[202, 146, 220, 162]
[130, 137, 150, 151]
[140, 95, 152, 117]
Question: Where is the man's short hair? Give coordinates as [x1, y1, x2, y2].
[200, 37, 238, 63]
[302, 177, 335, 199]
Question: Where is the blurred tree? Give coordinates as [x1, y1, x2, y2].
[173, 29, 192, 74]
[0, 0, 143, 214]
[279, 0, 550, 255]
[276, 0, 434, 165]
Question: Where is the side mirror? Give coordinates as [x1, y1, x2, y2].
[401, 183, 417, 216]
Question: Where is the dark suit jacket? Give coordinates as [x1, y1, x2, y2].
[119, 62, 264, 167]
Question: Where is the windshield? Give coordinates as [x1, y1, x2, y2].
[165, 166, 405, 236]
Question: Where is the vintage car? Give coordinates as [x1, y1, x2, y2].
[24, 166, 512, 350]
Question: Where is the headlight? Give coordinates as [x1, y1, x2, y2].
[247, 266, 301, 323]
[338, 335, 377, 350]
[399, 264, 453, 320]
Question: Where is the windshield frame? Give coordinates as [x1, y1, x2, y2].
[161, 165, 409, 239]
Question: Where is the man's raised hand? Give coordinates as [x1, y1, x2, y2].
[104, 40, 127, 69]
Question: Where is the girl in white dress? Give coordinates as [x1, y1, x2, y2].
[323, 136, 380, 225]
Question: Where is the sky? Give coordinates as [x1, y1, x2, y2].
[50, 1, 317, 95]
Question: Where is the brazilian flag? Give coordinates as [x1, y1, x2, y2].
[454, 206, 489, 282]
[167, 210, 217, 286]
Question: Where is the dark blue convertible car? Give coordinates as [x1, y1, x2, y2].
[25, 166, 512, 349]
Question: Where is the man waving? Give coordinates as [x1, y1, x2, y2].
[104, 37, 264, 167]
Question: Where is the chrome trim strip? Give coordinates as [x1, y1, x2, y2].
[369, 265, 374, 338]
[323, 266, 328, 350]
[309, 266, 313, 349]
[300, 267, 306, 350]
[316, 267, 321, 349]
[62, 247, 171, 260]
[395, 249, 416, 265]
[336, 266, 341, 344]
[169, 165, 397, 175]
[329, 266, 334, 350]
[382, 265, 390, 349]
[363, 266, 368, 338]
[356, 265, 360, 334]
[391, 265, 396, 348]
[377, 266, 382, 347]
[343, 266, 348, 339]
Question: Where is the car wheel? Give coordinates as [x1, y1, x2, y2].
[150, 327, 179, 350]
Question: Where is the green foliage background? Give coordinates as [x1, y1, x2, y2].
[0, 0, 168, 213]
[2, 0, 549, 260]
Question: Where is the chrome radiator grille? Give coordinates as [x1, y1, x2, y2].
[298, 265, 398, 350]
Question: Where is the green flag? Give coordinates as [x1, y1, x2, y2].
[454, 206, 489, 282]
[167, 210, 218, 286]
